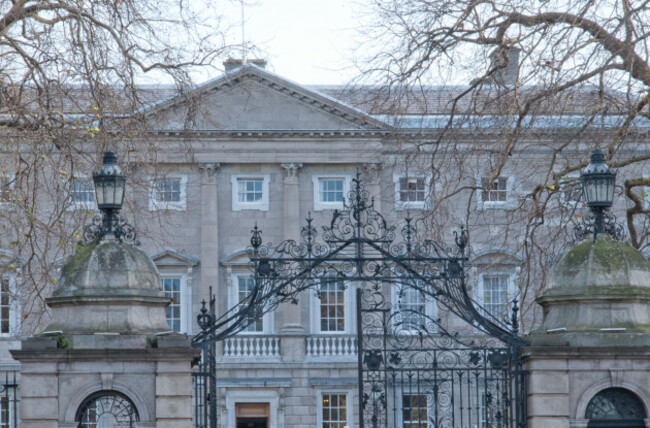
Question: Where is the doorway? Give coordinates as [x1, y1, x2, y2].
[235, 403, 269, 428]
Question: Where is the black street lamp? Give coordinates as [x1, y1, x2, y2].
[581, 148, 616, 241]
[84, 151, 135, 243]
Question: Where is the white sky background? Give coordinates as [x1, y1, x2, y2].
[212, 0, 366, 85]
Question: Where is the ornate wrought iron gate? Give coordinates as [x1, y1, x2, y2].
[357, 287, 527, 428]
[192, 173, 528, 428]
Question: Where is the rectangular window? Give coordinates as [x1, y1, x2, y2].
[238, 277, 263, 332]
[150, 175, 187, 211]
[161, 277, 181, 332]
[155, 178, 182, 203]
[238, 179, 263, 203]
[320, 278, 345, 332]
[0, 278, 10, 334]
[402, 394, 428, 428]
[482, 275, 509, 320]
[399, 178, 426, 203]
[481, 177, 508, 202]
[71, 178, 96, 206]
[320, 178, 344, 203]
[312, 175, 350, 210]
[321, 393, 347, 428]
[0, 176, 11, 204]
[0, 396, 10, 428]
[559, 173, 583, 209]
[232, 175, 270, 211]
[396, 283, 426, 332]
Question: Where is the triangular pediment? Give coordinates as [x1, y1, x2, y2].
[151, 249, 200, 267]
[144, 65, 387, 131]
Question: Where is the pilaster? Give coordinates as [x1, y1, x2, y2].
[362, 162, 382, 212]
[199, 163, 221, 317]
[279, 163, 305, 349]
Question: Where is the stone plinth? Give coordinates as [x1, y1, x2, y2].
[525, 237, 650, 427]
[12, 239, 200, 427]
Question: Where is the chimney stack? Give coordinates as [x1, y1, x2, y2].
[224, 58, 267, 72]
[224, 58, 243, 72]
[488, 47, 520, 86]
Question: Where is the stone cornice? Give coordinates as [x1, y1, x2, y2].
[150, 129, 389, 139]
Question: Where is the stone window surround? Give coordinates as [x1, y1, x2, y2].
[310, 278, 356, 335]
[225, 389, 279, 428]
[391, 280, 438, 334]
[153, 249, 198, 336]
[312, 173, 352, 211]
[476, 174, 515, 211]
[315, 388, 355, 428]
[231, 174, 271, 211]
[229, 271, 274, 334]
[392, 173, 432, 210]
[149, 174, 188, 211]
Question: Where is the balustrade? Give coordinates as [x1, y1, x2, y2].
[306, 335, 357, 359]
[223, 335, 281, 358]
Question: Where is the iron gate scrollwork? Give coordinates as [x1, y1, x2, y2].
[192, 173, 528, 428]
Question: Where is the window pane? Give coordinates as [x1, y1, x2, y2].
[397, 282, 426, 331]
[238, 179, 264, 203]
[322, 393, 347, 428]
[0, 176, 12, 203]
[71, 179, 96, 204]
[155, 178, 182, 203]
[238, 277, 264, 332]
[399, 178, 426, 202]
[403, 394, 428, 428]
[320, 179, 344, 203]
[483, 275, 510, 320]
[481, 177, 508, 202]
[320, 278, 345, 332]
[161, 277, 182, 332]
[0, 278, 10, 334]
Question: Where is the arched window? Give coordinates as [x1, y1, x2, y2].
[586, 388, 646, 428]
[76, 390, 139, 428]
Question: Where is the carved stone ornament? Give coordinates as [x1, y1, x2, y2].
[281, 163, 302, 183]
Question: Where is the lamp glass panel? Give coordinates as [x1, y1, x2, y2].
[583, 177, 597, 203]
[115, 182, 124, 206]
[104, 181, 116, 205]
[94, 181, 105, 206]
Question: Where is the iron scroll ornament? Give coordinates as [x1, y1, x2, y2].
[83, 213, 137, 244]
[191, 172, 523, 347]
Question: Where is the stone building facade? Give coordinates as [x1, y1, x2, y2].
[1, 61, 650, 427]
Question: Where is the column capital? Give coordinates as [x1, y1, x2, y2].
[199, 163, 220, 181]
[281, 163, 302, 184]
[362, 162, 382, 183]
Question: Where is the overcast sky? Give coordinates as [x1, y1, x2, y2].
[218, 0, 365, 85]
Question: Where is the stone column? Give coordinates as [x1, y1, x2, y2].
[199, 163, 220, 314]
[280, 163, 303, 334]
[363, 162, 382, 212]
[279, 163, 306, 362]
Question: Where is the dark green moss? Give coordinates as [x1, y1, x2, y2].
[554, 238, 649, 277]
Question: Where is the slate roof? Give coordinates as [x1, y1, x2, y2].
[4, 64, 647, 129]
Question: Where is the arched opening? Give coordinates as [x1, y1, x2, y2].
[586, 388, 646, 427]
[75, 390, 139, 428]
